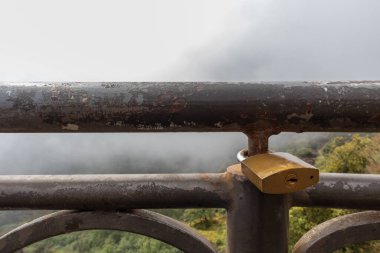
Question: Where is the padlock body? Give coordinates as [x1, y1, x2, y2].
[241, 152, 319, 194]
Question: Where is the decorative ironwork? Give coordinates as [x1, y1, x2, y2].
[293, 211, 380, 253]
[0, 210, 217, 253]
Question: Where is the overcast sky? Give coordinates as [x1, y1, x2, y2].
[0, 1, 379, 174]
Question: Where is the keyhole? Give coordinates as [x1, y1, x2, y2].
[286, 174, 298, 186]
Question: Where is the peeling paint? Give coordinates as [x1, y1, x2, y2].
[287, 112, 314, 121]
[136, 123, 164, 130]
[169, 98, 187, 113]
[183, 121, 196, 127]
[136, 94, 144, 106]
[62, 123, 79, 131]
[170, 122, 182, 128]
[214, 122, 223, 128]
[115, 121, 124, 127]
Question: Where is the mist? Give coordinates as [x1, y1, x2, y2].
[0, 133, 246, 174]
[1, 1, 380, 174]
[164, 0, 380, 81]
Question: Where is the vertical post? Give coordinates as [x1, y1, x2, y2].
[226, 133, 289, 253]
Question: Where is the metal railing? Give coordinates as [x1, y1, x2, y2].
[0, 82, 380, 253]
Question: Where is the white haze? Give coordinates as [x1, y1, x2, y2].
[0, 1, 379, 174]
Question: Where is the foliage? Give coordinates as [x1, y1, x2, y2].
[183, 209, 227, 251]
[289, 134, 380, 253]
[23, 230, 183, 253]
[315, 134, 377, 173]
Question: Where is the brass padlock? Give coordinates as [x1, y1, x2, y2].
[237, 150, 319, 194]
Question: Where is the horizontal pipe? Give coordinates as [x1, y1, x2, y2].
[1, 172, 380, 211]
[1, 81, 380, 133]
[292, 173, 380, 210]
[0, 174, 229, 210]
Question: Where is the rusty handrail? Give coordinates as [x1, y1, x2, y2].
[0, 173, 380, 211]
[1, 81, 380, 133]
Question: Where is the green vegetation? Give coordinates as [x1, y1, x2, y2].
[2, 134, 380, 252]
[289, 134, 380, 253]
[23, 230, 183, 253]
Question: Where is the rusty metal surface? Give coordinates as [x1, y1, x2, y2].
[0, 172, 379, 211]
[1, 81, 380, 133]
[230, 135, 290, 253]
[0, 210, 217, 253]
[3, 81, 380, 253]
[226, 164, 290, 253]
[0, 172, 380, 211]
[292, 211, 380, 253]
[0, 173, 229, 210]
[0, 171, 379, 253]
[292, 173, 380, 210]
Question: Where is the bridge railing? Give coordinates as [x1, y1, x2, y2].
[1, 81, 380, 253]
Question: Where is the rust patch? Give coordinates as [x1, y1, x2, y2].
[156, 93, 174, 106]
[240, 112, 249, 119]
[369, 113, 380, 123]
[155, 93, 187, 113]
[194, 84, 205, 92]
[226, 164, 244, 177]
[169, 98, 187, 113]
[287, 102, 314, 121]
[64, 217, 83, 230]
[199, 174, 211, 181]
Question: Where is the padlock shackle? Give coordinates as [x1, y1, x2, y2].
[237, 149, 249, 162]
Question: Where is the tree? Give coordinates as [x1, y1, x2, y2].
[315, 134, 376, 173]
[289, 134, 379, 253]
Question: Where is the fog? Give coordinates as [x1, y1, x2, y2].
[0, 133, 246, 174]
[166, 0, 380, 81]
[0, 1, 379, 174]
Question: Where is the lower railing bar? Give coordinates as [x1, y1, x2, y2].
[292, 173, 380, 210]
[0, 172, 380, 211]
[0, 173, 229, 210]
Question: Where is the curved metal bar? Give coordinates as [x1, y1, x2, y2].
[0, 210, 217, 253]
[292, 211, 380, 253]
